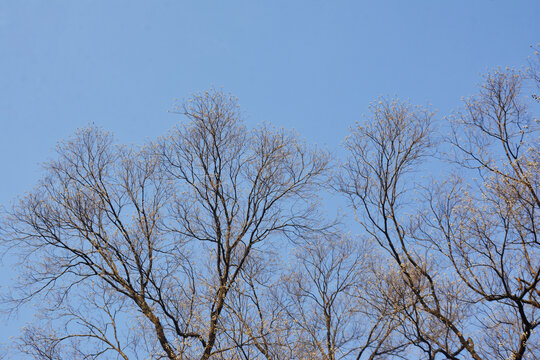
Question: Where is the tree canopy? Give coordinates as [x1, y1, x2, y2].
[2, 55, 539, 359]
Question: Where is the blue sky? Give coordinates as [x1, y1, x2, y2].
[0, 0, 538, 350]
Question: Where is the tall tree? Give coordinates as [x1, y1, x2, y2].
[338, 65, 539, 360]
[2, 90, 330, 359]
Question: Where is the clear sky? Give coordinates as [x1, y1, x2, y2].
[0, 0, 538, 350]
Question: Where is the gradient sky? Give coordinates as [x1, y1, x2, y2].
[0, 0, 538, 351]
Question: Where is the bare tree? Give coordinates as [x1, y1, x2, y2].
[276, 235, 365, 360]
[440, 67, 540, 359]
[337, 98, 471, 359]
[275, 235, 410, 360]
[2, 89, 331, 359]
[3, 60, 539, 360]
[338, 64, 539, 360]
